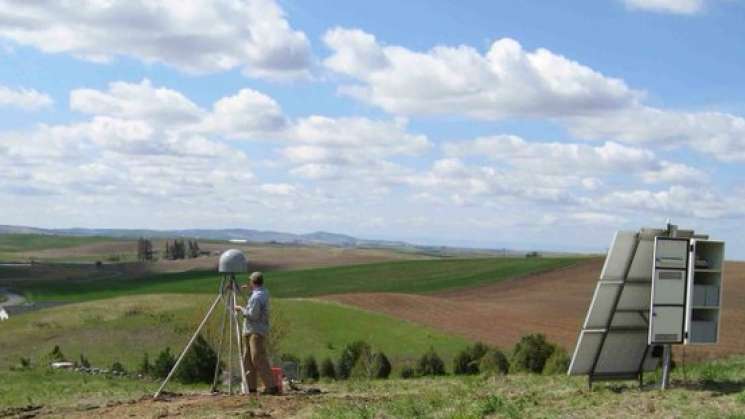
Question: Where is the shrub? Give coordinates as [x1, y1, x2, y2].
[416, 348, 446, 376]
[111, 361, 126, 374]
[454, 342, 490, 375]
[138, 352, 152, 376]
[79, 354, 91, 369]
[400, 365, 416, 379]
[468, 342, 490, 361]
[48, 345, 66, 363]
[320, 358, 336, 380]
[19, 357, 31, 370]
[543, 348, 570, 375]
[453, 349, 478, 375]
[175, 335, 219, 384]
[152, 347, 176, 379]
[301, 356, 320, 382]
[280, 353, 300, 365]
[337, 341, 371, 380]
[480, 349, 510, 375]
[510, 334, 555, 374]
[371, 352, 392, 379]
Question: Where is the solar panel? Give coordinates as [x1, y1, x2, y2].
[568, 230, 661, 383]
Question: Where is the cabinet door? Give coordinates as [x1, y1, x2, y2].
[651, 306, 684, 343]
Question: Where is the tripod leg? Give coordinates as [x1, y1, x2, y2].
[232, 282, 249, 395]
[211, 294, 229, 393]
[228, 291, 233, 394]
[154, 294, 222, 399]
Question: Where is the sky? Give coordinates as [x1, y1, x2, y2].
[1, 0, 745, 257]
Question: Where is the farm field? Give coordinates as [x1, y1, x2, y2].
[325, 259, 745, 362]
[1, 256, 579, 302]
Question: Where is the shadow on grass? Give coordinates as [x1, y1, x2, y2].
[678, 379, 745, 395]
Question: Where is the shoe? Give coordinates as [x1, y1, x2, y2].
[248, 389, 258, 394]
[261, 386, 280, 395]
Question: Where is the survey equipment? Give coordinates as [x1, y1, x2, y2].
[154, 249, 250, 398]
[568, 223, 724, 389]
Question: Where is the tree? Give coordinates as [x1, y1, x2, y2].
[510, 334, 556, 374]
[111, 360, 126, 374]
[301, 356, 320, 382]
[337, 341, 371, 380]
[175, 335, 219, 384]
[371, 352, 392, 379]
[187, 240, 200, 258]
[137, 238, 154, 262]
[320, 358, 336, 380]
[138, 352, 152, 376]
[164, 241, 172, 260]
[480, 349, 509, 375]
[153, 347, 176, 379]
[416, 348, 446, 376]
[79, 354, 91, 369]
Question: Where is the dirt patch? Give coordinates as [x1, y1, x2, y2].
[44, 388, 350, 419]
[324, 259, 745, 361]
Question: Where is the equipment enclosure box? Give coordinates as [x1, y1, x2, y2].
[649, 237, 724, 345]
[685, 240, 724, 345]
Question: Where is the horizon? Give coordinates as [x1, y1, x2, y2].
[2, 1, 745, 258]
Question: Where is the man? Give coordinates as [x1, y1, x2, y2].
[234, 271, 279, 395]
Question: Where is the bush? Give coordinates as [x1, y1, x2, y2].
[48, 345, 66, 363]
[371, 352, 392, 379]
[543, 348, 570, 375]
[320, 358, 336, 380]
[111, 361, 126, 374]
[19, 357, 31, 370]
[453, 349, 478, 375]
[454, 342, 490, 375]
[79, 354, 91, 369]
[175, 335, 219, 384]
[480, 349, 509, 375]
[416, 348, 446, 376]
[138, 352, 152, 376]
[280, 353, 300, 365]
[152, 347, 176, 379]
[337, 341, 371, 380]
[510, 334, 555, 374]
[400, 365, 416, 379]
[301, 356, 320, 382]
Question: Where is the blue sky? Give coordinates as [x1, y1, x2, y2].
[1, 0, 744, 257]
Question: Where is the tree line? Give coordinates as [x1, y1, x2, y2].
[136, 238, 202, 262]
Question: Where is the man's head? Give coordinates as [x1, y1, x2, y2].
[249, 271, 264, 290]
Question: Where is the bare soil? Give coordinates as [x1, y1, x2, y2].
[324, 259, 745, 360]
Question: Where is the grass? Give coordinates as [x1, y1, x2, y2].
[0, 234, 118, 253]
[5, 360, 745, 417]
[0, 294, 470, 372]
[7, 257, 581, 303]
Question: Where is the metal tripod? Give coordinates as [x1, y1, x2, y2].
[153, 273, 248, 399]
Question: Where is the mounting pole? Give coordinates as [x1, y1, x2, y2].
[660, 345, 672, 389]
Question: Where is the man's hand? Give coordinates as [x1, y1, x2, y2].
[234, 305, 243, 312]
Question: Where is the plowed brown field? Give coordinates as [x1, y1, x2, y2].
[324, 259, 745, 360]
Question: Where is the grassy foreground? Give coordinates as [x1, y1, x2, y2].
[0, 294, 469, 371]
[4, 358, 745, 417]
[8, 257, 581, 302]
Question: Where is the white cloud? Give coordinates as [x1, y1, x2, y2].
[624, 0, 705, 14]
[444, 135, 704, 184]
[0, 85, 53, 110]
[0, 0, 312, 80]
[323, 27, 640, 119]
[588, 186, 740, 219]
[70, 79, 204, 124]
[568, 106, 745, 161]
[202, 89, 287, 139]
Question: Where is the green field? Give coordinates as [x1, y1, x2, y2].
[0, 234, 119, 253]
[0, 294, 470, 371]
[7, 257, 580, 303]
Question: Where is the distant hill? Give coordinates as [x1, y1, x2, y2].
[0, 224, 583, 257]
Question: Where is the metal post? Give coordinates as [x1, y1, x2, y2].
[154, 294, 223, 399]
[661, 344, 672, 390]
